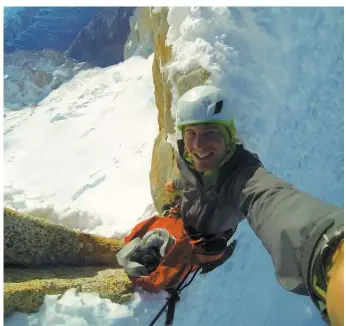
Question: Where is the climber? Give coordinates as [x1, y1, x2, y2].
[163, 85, 344, 326]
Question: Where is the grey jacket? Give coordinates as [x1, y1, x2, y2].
[173, 141, 344, 299]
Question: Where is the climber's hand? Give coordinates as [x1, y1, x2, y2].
[165, 181, 175, 192]
[327, 240, 344, 326]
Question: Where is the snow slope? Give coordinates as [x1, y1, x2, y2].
[4, 49, 93, 110]
[4, 54, 158, 238]
[4, 7, 343, 326]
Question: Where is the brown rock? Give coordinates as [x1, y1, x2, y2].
[148, 8, 211, 212]
[3, 208, 133, 315]
[4, 266, 133, 314]
[149, 132, 181, 211]
[33, 70, 53, 88]
[174, 67, 211, 97]
[4, 207, 124, 267]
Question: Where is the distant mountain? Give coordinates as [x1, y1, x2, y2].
[4, 7, 105, 54]
[4, 7, 135, 67]
[4, 6, 137, 109]
[65, 7, 135, 67]
[4, 49, 93, 110]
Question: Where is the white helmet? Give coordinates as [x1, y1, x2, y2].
[175, 85, 233, 131]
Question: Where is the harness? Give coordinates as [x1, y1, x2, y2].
[149, 266, 201, 326]
[148, 198, 237, 326]
[146, 143, 256, 325]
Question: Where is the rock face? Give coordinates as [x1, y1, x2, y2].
[65, 8, 135, 67]
[128, 8, 211, 212]
[4, 207, 124, 266]
[4, 266, 133, 315]
[4, 208, 133, 314]
[4, 49, 92, 110]
[148, 8, 177, 212]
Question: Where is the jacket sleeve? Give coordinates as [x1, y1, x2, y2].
[172, 178, 185, 191]
[232, 159, 344, 295]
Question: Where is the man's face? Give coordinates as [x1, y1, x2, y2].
[184, 123, 227, 172]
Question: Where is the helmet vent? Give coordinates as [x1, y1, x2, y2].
[213, 100, 223, 115]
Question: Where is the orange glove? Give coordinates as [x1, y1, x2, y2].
[326, 240, 344, 326]
[165, 181, 175, 192]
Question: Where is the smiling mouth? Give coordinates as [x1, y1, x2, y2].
[194, 152, 214, 160]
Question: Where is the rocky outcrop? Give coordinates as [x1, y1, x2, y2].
[148, 8, 176, 212]
[4, 208, 133, 314]
[65, 8, 135, 67]
[4, 207, 123, 266]
[4, 49, 92, 110]
[4, 266, 133, 315]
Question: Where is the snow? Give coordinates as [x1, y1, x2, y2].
[4, 7, 343, 326]
[4, 49, 93, 110]
[166, 7, 343, 204]
[4, 55, 158, 238]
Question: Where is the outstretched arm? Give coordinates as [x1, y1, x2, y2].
[232, 152, 343, 324]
